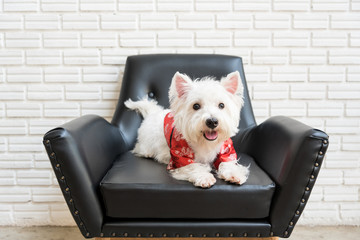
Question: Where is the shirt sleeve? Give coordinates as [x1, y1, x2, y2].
[213, 139, 238, 170]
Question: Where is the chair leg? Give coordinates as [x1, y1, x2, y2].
[95, 237, 279, 240]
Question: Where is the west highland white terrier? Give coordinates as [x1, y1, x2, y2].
[125, 71, 249, 188]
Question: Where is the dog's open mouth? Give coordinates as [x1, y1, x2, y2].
[203, 130, 218, 141]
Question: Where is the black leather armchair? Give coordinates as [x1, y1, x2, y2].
[43, 54, 329, 239]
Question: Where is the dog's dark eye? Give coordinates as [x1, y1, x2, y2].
[219, 103, 225, 109]
[193, 103, 201, 110]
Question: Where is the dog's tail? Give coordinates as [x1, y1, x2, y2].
[124, 98, 164, 118]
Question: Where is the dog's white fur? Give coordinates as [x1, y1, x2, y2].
[125, 71, 249, 188]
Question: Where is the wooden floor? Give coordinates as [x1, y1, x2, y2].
[96, 238, 279, 240]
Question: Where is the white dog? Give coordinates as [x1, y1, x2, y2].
[125, 71, 249, 188]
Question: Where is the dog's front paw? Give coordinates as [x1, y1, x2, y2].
[193, 173, 216, 188]
[218, 161, 249, 185]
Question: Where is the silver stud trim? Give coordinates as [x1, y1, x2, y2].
[175, 233, 180, 237]
[284, 231, 289, 236]
[65, 187, 69, 192]
[323, 140, 328, 144]
[100, 233, 104, 237]
[74, 210, 79, 215]
[290, 221, 294, 226]
[257, 233, 261, 237]
[149, 233, 153, 237]
[215, 233, 220, 237]
[202, 234, 207, 237]
[137, 233, 141, 237]
[229, 233, 234, 237]
[86, 232, 89, 237]
[319, 151, 323, 155]
[243, 233, 248, 237]
[112, 233, 116, 237]
[162, 233, 167, 237]
[315, 162, 319, 167]
[301, 198, 306, 203]
[124, 232, 128, 237]
[189, 234, 193, 237]
[55, 163, 60, 168]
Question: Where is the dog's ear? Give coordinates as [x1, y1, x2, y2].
[171, 72, 193, 99]
[221, 71, 243, 96]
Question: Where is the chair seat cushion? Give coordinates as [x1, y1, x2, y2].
[100, 151, 275, 219]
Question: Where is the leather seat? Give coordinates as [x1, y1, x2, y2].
[100, 152, 275, 219]
[43, 54, 329, 238]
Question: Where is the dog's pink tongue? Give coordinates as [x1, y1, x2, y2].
[205, 131, 218, 140]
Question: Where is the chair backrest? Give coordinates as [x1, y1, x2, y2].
[112, 54, 256, 150]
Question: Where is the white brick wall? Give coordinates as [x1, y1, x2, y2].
[0, 0, 359, 227]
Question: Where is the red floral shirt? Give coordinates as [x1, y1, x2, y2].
[164, 112, 237, 171]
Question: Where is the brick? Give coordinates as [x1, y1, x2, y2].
[44, 102, 80, 118]
[290, 84, 326, 99]
[308, 101, 343, 117]
[326, 119, 360, 135]
[0, 104, 4, 118]
[3, 0, 37, 12]
[0, 120, 27, 135]
[251, 102, 269, 118]
[100, 14, 137, 30]
[252, 49, 288, 65]
[62, 14, 98, 30]
[273, 0, 309, 11]
[324, 186, 359, 201]
[243, 66, 270, 82]
[0, 51, 23, 65]
[0, 170, 16, 185]
[32, 187, 64, 202]
[157, 0, 193, 12]
[312, 0, 348, 11]
[216, 14, 252, 29]
[120, 32, 156, 47]
[27, 85, 63, 101]
[178, 14, 214, 29]
[5, 33, 41, 48]
[50, 210, 74, 225]
[350, 32, 360, 47]
[351, 0, 360, 11]
[102, 85, 121, 100]
[118, 0, 154, 11]
[348, 66, 360, 82]
[43, 32, 79, 48]
[342, 136, 360, 151]
[0, 187, 31, 203]
[328, 84, 360, 99]
[140, 14, 176, 30]
[7, 68, 42, 83]
[44, 67, 80, 83]
[195, 0, 231, 12]
[101, 49, 137, 65]
[83, 67, 119, 82]
[254, 14, 290, 29]
[29, 120, 64, 135]
[315, 169, 343, 185]
[273, 31, 309, 47]
[25, 14, 59, 30]
[82, 102, 115, 117]
[344, 170, 360, 185]
[346, 101, 360, 117]
[302, 203, 339, 220]
[253, 84, 288, 100]
[8, 136, 43, 152]
[331, 14, 360, 29]
[14, 211, 50, 225]
[329, 49, 360, 65]
[0, 85, 25, 100]
[63, 49, 99, 65]
[80, 0, 116, 11]
[0, 15, 22, 30]
[34, 153, 53, 169]
[325, 152, 360, 169]
[271, 101, 306, 117]
[0, 138, 6, 152]
[234, 31, 270, 47]
[290, 49, 327, 65]
[234, 0, 270, 11]
[312, 32, 347, 47]
[41, 0, 77, 12]
[17, 170, 52, 186]
[26, 50, 61, 65]
[81, 32, 117, 48]
[158, 32, 193, 47]
[6, 103, 42, 118]
[309, 66, 344, 82]
[272, 66, 307, 82]
[0, 154, 33, 169]
[293, 14, 328, 29]
[340, 203, 360, 220]
[196, 32, 232, 47]
[65, 85, 100, 100]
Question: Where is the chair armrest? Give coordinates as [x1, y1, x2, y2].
[236, 116, 329, 238]
[43, 115, 125, 238]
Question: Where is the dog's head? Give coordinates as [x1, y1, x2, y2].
[169, 71, 244, 146]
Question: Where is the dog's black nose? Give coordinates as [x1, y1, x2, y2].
[206, 118, 218, 129]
